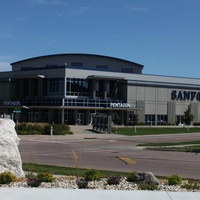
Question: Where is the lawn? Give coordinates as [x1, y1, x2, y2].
[115, 127, 200, 136]
[137, 140, 200, 153]
[22, 163, 129, 177]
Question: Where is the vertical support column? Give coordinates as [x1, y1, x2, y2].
[90, 79, 96, 99]
[85, 110, 90, 125]
[120, 110, 124, 125]
[92, 79, 96, 99]
[103, 80, 107, 99]
[136, 101, 145, 123]
[190, 102, 198, 124]
[113, 81, 118, 99]
[74, 110, 78, 125]
[64, 77, 67, 98]
[61, 109, 65, 124]
[167, 102, 176, 125]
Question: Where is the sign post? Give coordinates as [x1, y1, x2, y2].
[13, 108, 21, 133]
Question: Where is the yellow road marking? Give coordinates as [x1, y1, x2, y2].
[116, 156, 137, 165]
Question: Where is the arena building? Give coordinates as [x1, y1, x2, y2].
[0, 53, 200, 125]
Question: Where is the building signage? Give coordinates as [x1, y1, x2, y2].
[3, 101, 21, 106]
[171, 90, 200, 101]
[110, 103, 130, 108]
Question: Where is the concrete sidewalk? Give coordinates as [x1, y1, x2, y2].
[1, 188, 200, 200]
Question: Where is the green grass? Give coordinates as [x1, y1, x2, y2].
[115, 127, 200, 136]
[22, 163, 129, 177]
[22, 163, 200, 182]
[137, 140, 200, 153]
[137, 140, 200, 147]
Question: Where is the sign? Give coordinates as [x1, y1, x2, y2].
[110, 103, 130, 108]
[171, 90, 200, 101]
[13, 108, 21, 114]
[3, 101, 21, 106]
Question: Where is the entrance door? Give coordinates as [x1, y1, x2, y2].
[77, 113, 84, 125]
[176, 115, 184, 125]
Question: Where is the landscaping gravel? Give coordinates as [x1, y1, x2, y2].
[1, 177, 200, 192]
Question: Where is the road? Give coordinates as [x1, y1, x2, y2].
[18, 126, 200, 179]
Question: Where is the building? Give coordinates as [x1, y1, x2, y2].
[0, 53, 200, 125]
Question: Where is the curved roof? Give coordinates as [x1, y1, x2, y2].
[11, 53, 143, 68]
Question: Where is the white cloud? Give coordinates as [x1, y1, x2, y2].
[124, 5, 149, 12]
[0, 62, 12, 72]
[57, 6, 92, 17]
[31, 0, 69, 6]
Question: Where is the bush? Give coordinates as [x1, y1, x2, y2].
[17, 123, 72, 135]
[111, 126, 117, 133]
[36, 172, 55, 182]
[138, 184, 158, 191]
[76, 178, 88, 189]
[83, 169, 100, 181]
[181, 183, 200, 190]
[107, 175, 121, 185]
[43, 124, 71, 135]
[27, 172, 54, 187]
[18, 123, 44, 135]
[168, 175, 182, 185]
[0, 171, 16, 184]
[126, 171, 137, 182]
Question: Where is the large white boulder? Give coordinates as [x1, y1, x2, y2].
[0, 119, 25, 177]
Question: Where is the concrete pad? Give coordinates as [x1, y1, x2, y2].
[1, 188, 200, 200]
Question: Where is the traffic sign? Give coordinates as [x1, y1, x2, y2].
[13, 108, 21, 114]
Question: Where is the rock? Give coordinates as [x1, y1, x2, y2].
[134, 172, 160, 185]
[0, 119, 25, 177]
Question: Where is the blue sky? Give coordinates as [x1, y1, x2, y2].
[0, 0, 200, 78]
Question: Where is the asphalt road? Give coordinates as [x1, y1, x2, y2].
[18, 127, 200, 179]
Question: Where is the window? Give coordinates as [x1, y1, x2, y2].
[121, 68, 133, 73]
[47, 78, 63, 95]
[157, 115, 167, 125]
[71, 62, 83, 67]
[96, 65, 108, 69]
[145, 115, 155, 125]
[66, 78, 89, 96]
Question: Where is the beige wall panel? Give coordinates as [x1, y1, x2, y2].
[145, 101, 156, 114]
[176, 103, 188, 115]
[127, 86, 137, 100]
[136, 87, 146, 100]
[157, 102, 168, 114]
[157, 88, 168, 101]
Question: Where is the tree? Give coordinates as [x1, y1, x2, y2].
[184, 104, 194, 125]
[132, 113, 139, 126]
[113, 112, 121, 125]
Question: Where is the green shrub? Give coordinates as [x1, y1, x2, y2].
[111, 126, 117, 133]
[107, 175, 121, 185]
[138, 184, 158, 191]
[126, 171, 137, 182]
[0, 171, 16, 184]
[83, 169, 100, 181]
[43, 124, 71, 135]
[137, 122, 145, 126]
[168, 175, 182, 185]
[181, 183, 200, 190]
[76, 178, 88, 189]
[18, 123, 44, 135]
[36, 172, 55, 182]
